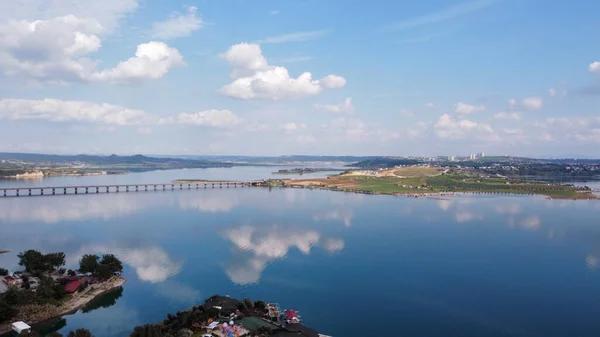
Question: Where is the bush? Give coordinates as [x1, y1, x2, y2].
[67, 329, 93, 337]
[243, 298, 253, 309]
[254, 300, 266, 311]
[0, 298, 18, 321]
[0, 267, 8, 276]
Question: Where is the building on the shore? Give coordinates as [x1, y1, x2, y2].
[12, 321, 32, 334]
[284, 310, 300, 324]
[3, 275, 22, 286]
[64, 280, 81, 293]
[272, 323, 319, 337]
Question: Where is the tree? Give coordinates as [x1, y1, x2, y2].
[243, 298, 253, 309]
[130, 324, 164, 337]
[100, 254, 123, 274]
[45, 252, 66, 269]
[67, 329, 93, 337]
[79, 254, 99, 274]
[0, 267, 8, 276]
[254, 300, 266, 311]
[95, 264, 112, 280]
[67, 269, 77, 276]
[17, 249, 45, 272]
[0, 298, 18, 321]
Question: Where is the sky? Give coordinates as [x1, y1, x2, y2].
[0, 0, 599, 157]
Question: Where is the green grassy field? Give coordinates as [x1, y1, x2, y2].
[331, 174, 592, 199]
[393, 166, 441, 177]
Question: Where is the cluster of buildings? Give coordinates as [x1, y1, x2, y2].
[446, 152, 485, 162]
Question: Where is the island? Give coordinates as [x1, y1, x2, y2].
[174, 165, 597, 200]
[0, 250, 125, 335]
[127, 295, 322, 337]
[272, 168, 345, 175]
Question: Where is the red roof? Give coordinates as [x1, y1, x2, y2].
[285, 310, 298, 319]
[64, 280, 81, 293]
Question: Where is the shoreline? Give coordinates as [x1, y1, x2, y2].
[0, 276, 126, 335]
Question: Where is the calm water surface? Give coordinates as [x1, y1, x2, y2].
[1, 168, 600, 337]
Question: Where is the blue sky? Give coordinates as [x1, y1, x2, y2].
[0, 0, 599, 157]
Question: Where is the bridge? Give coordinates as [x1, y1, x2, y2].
[0, 181, 266, 197]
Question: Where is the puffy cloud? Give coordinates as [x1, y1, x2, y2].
[314, 97, 354, 114]
[454, 102, 486, 115]
[220, 43, 345, 100]
[281, 122, 307, 132]
[0, 98, 148, 125]
[0, 14, 184, 84]
[548, 87, 567, 98]
[151, 6, 203, 40]
[0, 98, 241, 128]
[91, 42, 184, 84]
[509, 97, 543, 111]
[160, 109, 242, 127]
[257, 30, 330, 44]
[434, 113, 498, 141]
[0, 0, 139, 32]
[424, 102, 435, 108]
[590, 62, 600, 74]
[493, 112, 521, 120]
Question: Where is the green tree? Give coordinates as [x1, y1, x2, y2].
[17, 249, 46, 272]
[100, 254, 123, 274]
[94, 264, 112, 280]
[67, 329, 93, 337]
[79, 254, 99, 274]
[130, 324, 164, 337]
[2, 286, 22, 305]
[0, 267, 8, 276]
[243, 298, 253, 309]
[0, 298, 18, 321]
[45, 252, 66, 269]
[254, 300, 266, 311]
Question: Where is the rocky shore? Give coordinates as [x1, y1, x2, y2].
[0, 276, 126, 335]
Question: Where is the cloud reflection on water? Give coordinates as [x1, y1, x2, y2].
[223, 225, 344, 285]
[313, 209, 353, 227]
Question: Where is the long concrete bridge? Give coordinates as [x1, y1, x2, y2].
[0, 181, 266, 197]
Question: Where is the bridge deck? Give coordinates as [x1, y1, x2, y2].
[0, 181, 265, 196]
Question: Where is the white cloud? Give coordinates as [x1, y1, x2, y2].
[296, 134, 317, 143]
[151, 6, 203, 40]
[0, 98, 241, 128]
[281, 122, 307, 132]
[454, 102, 486, 115]
[314, 97, 354, 114]
[520, 216, 541, 230]
[0, 14, 184, 84]
[589, 61, 600, 74]
[424, 102, 435, 108]
[502, 128, 524, 135]
[548, 88, 557, 97]
[493, 112, 521, 120]
[313, 210, 353, 227]
[455, 210, 483, 223]
[0, 98, 148, 125]
[256, 30, 330, 44]
[220, 43, 345, 100]
[91, 42, 185, 84]
[548, 87, 567, 98]
[0, 0, 139, 32]
[509, 97, 543, 111]
[434, 113, 498, 141]
[160, 110, 242, 127]
[538, 133, 554, 142]
[280, 56, 314, 63]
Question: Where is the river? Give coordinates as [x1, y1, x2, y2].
[1, 167, 600, 336]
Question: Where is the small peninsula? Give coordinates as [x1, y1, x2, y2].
[0, 250, 125, 335]
[272, 168, 345, 175]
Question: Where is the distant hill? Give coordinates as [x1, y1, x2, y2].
[0, 152, 233, 168]
[163, 155, 378, 163]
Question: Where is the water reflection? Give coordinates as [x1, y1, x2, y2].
[313, 210, 353, 227]
[81, 287, 124, 313]
[153, 281, 201, 305]
[223, 225, 344, 284]
[73, 244, 183, 283]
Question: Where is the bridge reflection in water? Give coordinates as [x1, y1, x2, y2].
[1, 181, 265, 197]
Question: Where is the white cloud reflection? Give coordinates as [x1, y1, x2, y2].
[223, 225, 344, 285]
[313, 209, 353, 227]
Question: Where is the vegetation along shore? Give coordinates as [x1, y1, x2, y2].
[0, 250, 125, 335]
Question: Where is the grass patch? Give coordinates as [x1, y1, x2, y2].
[393, 167, 442, 177]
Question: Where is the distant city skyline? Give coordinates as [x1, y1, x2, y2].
[0, 0, 599, 157]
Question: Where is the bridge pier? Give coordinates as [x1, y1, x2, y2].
[188, 184, 191, 189]
[145, 185, 148, 191]
[52, 188, 55, 195]
[154, 185, 157, 190]
[106, 187, 109, 193]
[3, 190, 6, 197]
[179, 184, 183, 190]
[85, 188, 88, 194]
[28, 189, 31, 196]
[41, 189, 44, 195]
[116, 186, 119, 193]
[16, 190, 19, 196]
[75, 188, 78, 194]
[135, 186, 138, 192]
[126, 186, 129, 192]
[63, 188, 67, 194]
[96, 187, 99, 193]
[162, 185, 166, 190]
[196, 184, 199, 189]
